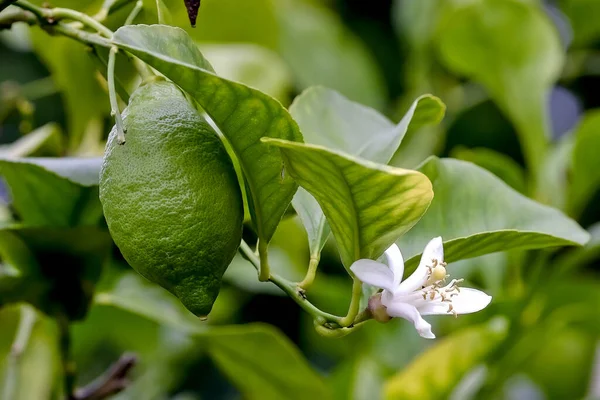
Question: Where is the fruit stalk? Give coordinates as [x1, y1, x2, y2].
[107, 46, 127, 144]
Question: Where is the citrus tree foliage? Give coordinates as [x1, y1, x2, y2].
[0, 0, 598, 399]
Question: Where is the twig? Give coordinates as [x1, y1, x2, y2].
[14, 0, 113, 37]
[47, 21, 113, 48]
[239, 240, 344, 326]
[73, 353, 137, 400]
[0, 6, 36, 28]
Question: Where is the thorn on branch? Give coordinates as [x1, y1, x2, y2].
[297, 288, 307, 300]
[72, 353, 137, 400]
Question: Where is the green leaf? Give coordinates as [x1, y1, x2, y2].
[436, 0, 563, 175]
[290, 87, 444, 164]
[94, 270, 205, 334]
[400, 158, 589, 270]
[560, 0, 600, 46]
[17, 157, 103, 187]
[264, 139, 433, 268]
[154, 0, 172, 24]
[0, 232, 41, 301]
[554, 222, 600, 273]
[330, 355, 385, 400]
[113, 24, 303, 243]
[522, 327, 596, 400]
[392, 0, 441, 49]
[224, 247, 302, 296]
[451, 147, 527, 194]
[200, 43, 292, 102]
[0, 123, 64, 158]
[539, 135, 573, 210]
[0, 226, 112, 320]
[291, 188, 331, 257]
[288, 88, 443, 257]
[569, 110, 600, 214]
[93, 270, 331, 400]
[30, 31, 109, 151]
[0, 157, 103, 227]
[384, 320, 507, 400]
[0, 307, 60, 400]
[275, 1, 386, 110]
[201, 324, 331, 400]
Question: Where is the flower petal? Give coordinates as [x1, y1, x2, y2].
[449, 288, 492, 314]
[386, 301, 436, 339]
[418, 288, 492, 316]
[397, 237, 444, 294]
[380, 289, 394, 307]
[423, 236, 444, 261]
[350, 259, 395, 292]
[384, 243, 404, 288]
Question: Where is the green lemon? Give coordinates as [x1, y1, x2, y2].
[99, 79, 243, 317]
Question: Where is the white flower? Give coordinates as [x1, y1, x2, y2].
[350, 237, 492, 339]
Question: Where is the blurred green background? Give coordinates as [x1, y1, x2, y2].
[1, 0, 600, 399]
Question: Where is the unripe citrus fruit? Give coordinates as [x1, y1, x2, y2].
[99, 80, 243, 317]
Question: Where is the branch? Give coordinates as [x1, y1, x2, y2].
[0, 7, 36, 28]
[14, 0, 113, 37]
[73, 353, 137, 400]
[239, 240, 344, 326]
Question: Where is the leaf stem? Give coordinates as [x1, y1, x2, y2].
[108, 46, 126, 144]
[339, 278, 363, 327]
[239, 240, 343, 325]
[154, 0, 165, 24]
[2, 305, 37, 400]
[93, 0, 137, 22]
[124, 0, 142, 25]
[297, 255, 319, 289]
[257, 239, 270, 282]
